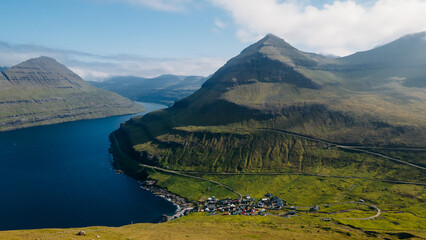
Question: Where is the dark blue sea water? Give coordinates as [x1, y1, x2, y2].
[0, 102, 176, 231]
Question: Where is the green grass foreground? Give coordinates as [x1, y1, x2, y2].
[1, 213, 424, 240]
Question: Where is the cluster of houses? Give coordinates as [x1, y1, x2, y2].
[180, 193, 308, 217]
[162, 193, 329, 222]
[164, 193, 373, 222]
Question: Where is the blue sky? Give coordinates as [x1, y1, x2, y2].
[0, 0, 241, 58]
[1, 0, 426, 80]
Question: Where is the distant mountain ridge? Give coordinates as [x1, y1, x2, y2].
[0, 56, 144, 131]
[90, 74, 208, 106]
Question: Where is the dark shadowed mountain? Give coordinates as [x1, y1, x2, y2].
[90, 74, 208, 106]
[0, 56, 144, 131]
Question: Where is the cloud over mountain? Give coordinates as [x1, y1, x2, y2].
[0, 42, 224, 81]
[210, 0, 426, 56]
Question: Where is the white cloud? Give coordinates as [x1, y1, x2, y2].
[214, 19, 226, 29]
[210, 0, 426, 56]
[0, 42, 224, 81]
[212, 18, 227, 34]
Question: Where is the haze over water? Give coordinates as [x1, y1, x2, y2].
[0, 102, 176, 231]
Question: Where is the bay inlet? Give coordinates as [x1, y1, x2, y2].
[0, 102, 176, 231]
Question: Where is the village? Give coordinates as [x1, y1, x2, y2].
[167, 193, 324, 221]
[141, 179, 378, 223]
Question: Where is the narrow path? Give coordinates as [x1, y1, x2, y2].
[340, 146, 426, 151]
[281, 201, 381, 220]
[111, 132, 242, 200]
[260, 128, 426, 171]
[338, 145, 426, 171]
[334, 203, 381, 220]
[138, 163, 242, 199]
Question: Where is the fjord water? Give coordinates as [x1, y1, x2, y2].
[0, 102, 176, 231]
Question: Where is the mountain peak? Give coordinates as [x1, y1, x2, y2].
[198, 33, 322, 92]
[247, 33, 294, 52]
[31, 56, 56, 61]
[235, 33, 318, 69]
[263, 33, 284, 41]
[400, 31, 426, 40]
[4, 56, 85, 88]
[16, 56, 63, 69]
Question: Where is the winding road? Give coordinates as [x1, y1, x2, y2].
[138, 163, 242, 199]
[181, 171, 426, 186]
[280, 201, 381, 220]
[260, 128, 426, 171]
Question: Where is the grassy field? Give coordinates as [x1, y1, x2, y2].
[140, 166, 425, 234]
[1, 213, 424, 240]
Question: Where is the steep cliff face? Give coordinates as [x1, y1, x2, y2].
[0, 56, 144, 131]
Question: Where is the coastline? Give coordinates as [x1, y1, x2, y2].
[0, 104, 145, 133]
[109, 131, 191, 223]
[139, 180, 191, 222]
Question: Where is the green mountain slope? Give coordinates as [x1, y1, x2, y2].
[115, 32, 426, 176]
[0, 56, 144, 131]
[90, 74, 207, 106]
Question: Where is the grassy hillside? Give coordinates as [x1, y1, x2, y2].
[110, 32, 426, 239]
[162, 33, 426, 146]
[0, 57, 144, 131]
[112, 121, 425, 236]
[116, 33, 426, 172]
[1, 213, 424, 240]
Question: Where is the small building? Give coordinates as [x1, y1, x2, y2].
[207, 204, 216, 211]
[265, 193, 273, 198]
